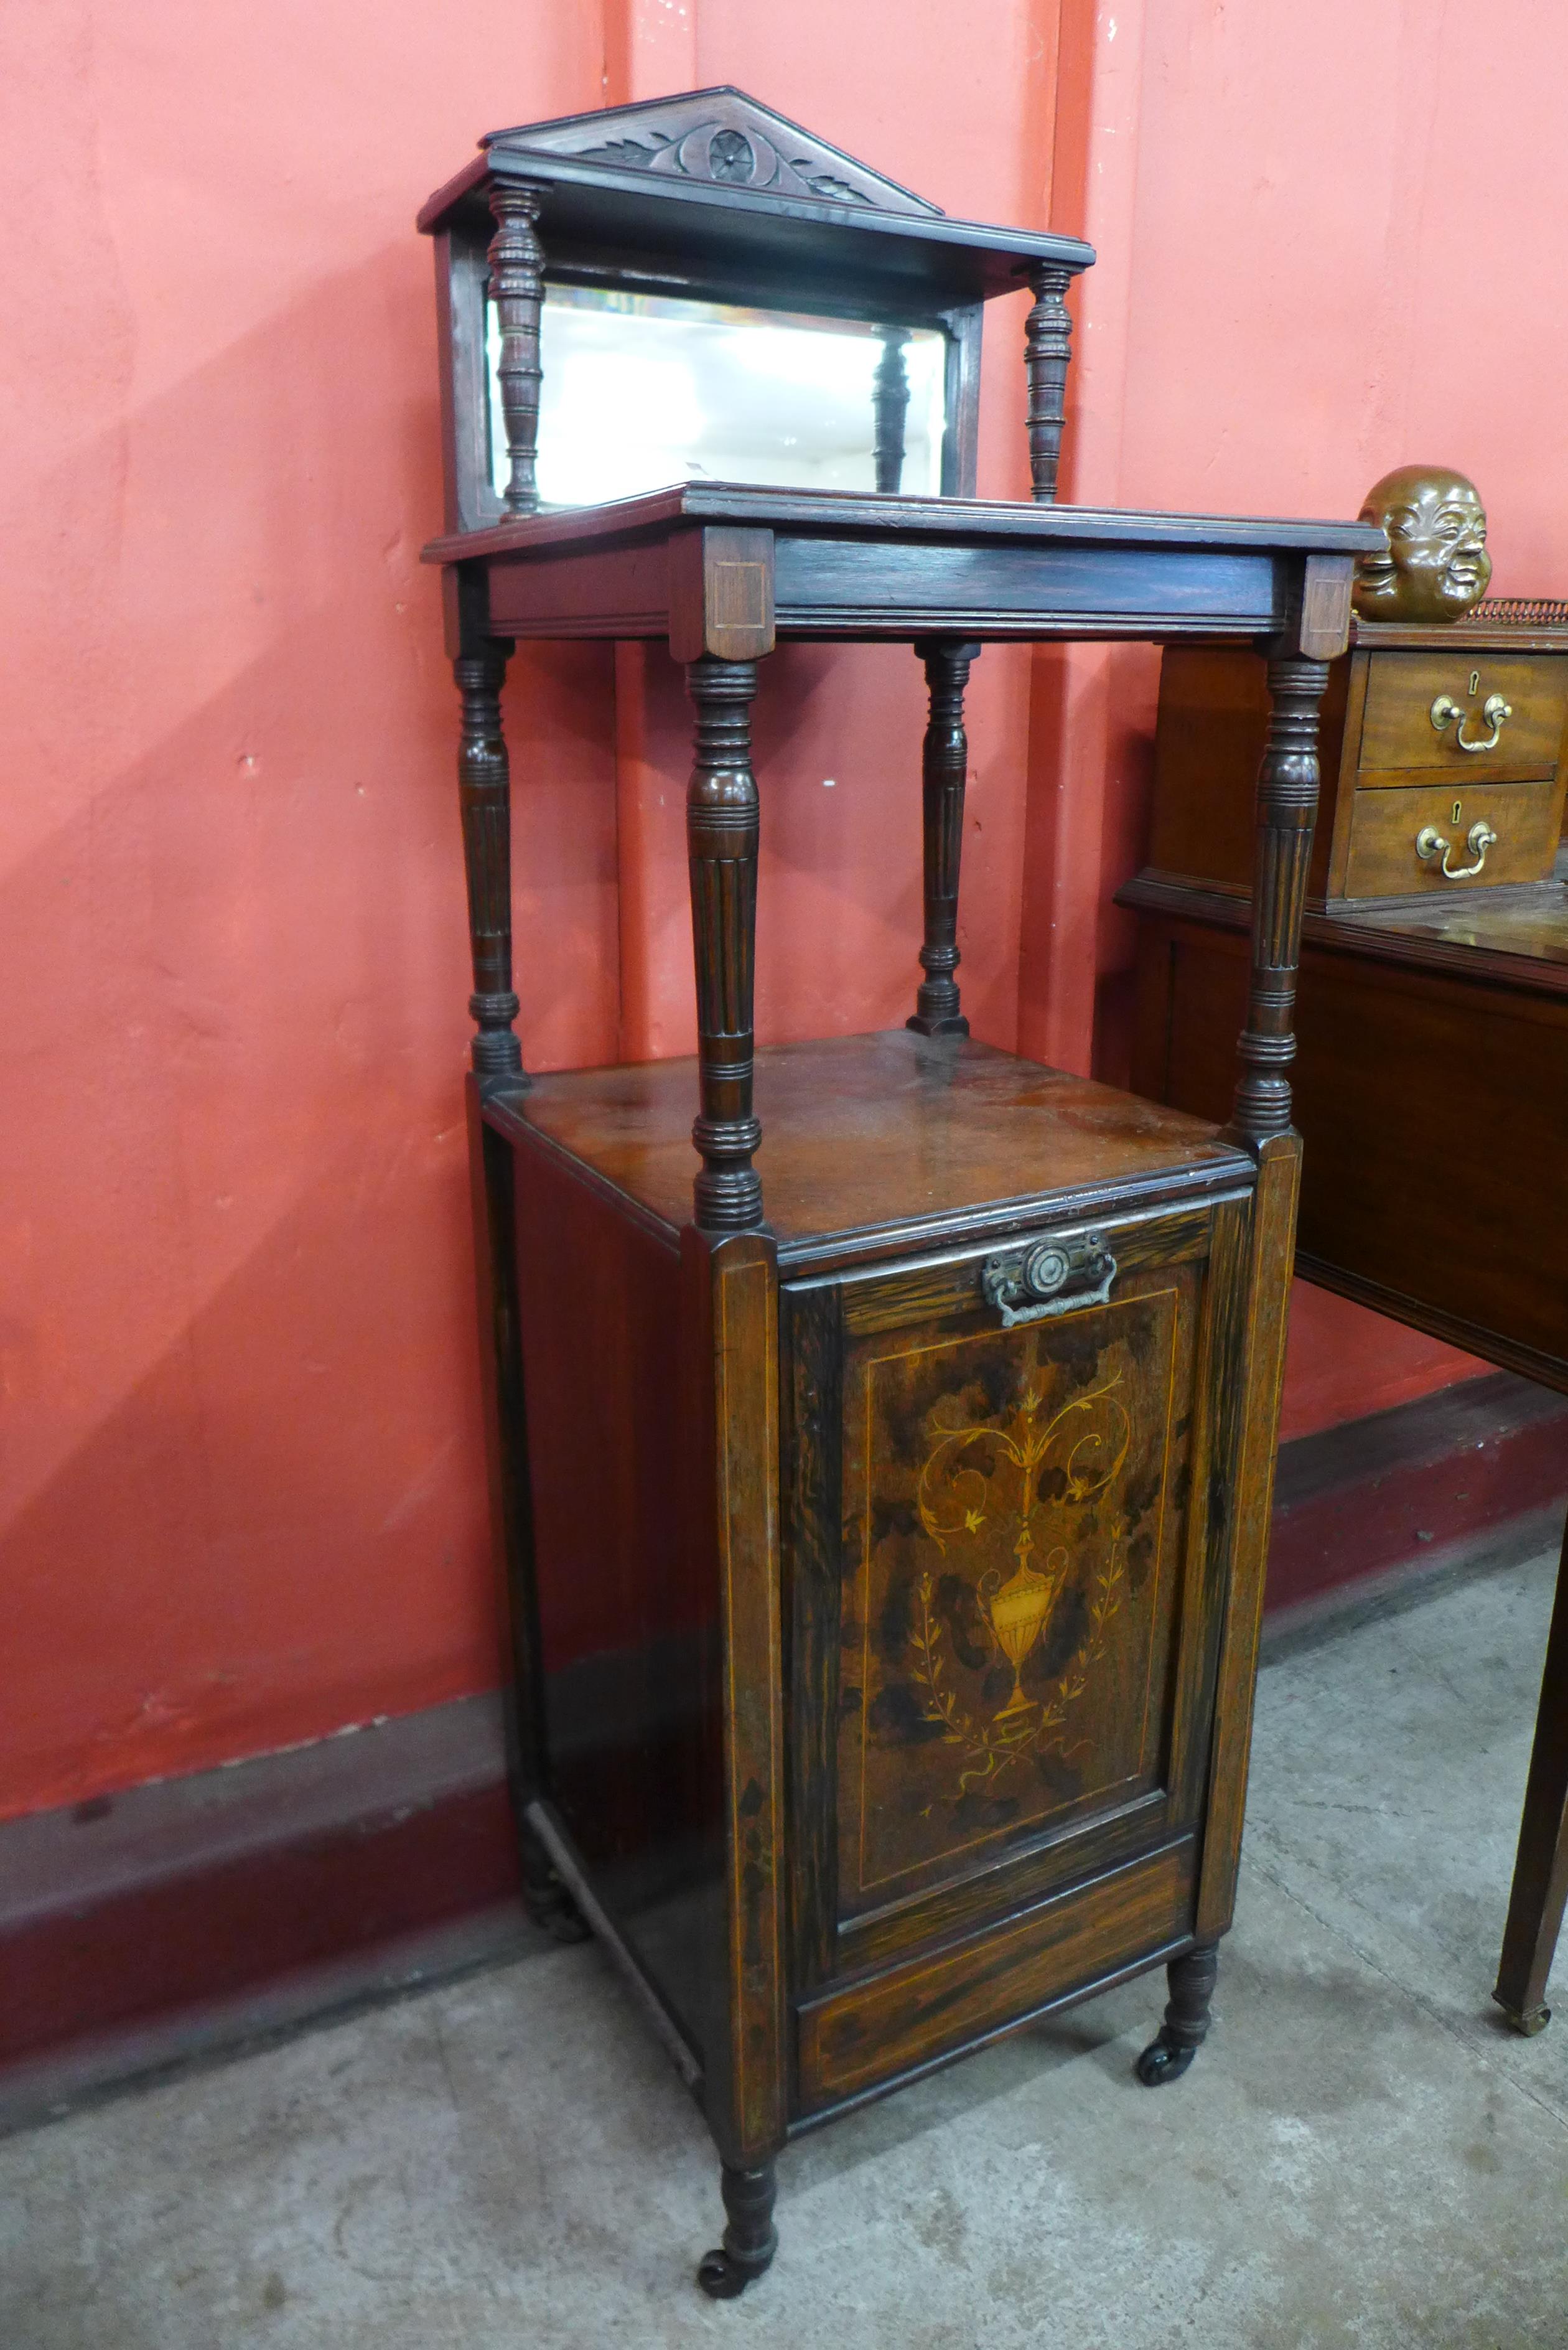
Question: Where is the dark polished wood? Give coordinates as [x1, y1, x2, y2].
[419, 88, 1094, 558]
[698, 2161, 778, 2301]
[464, 1084, 582, 1945]
[1124, 879, 1568, 1385]
[487, 183, 544, 517]
[1023, 261, 1073, 503]
[421, 90, 1381, 2298]
[685, 657, 764, 1230]
[679, 1222, 786, 2169]
[1126, 879, 1568, 2029]
[908, 640, 978, 1036]
[1136, 1941, 1219, 2084]
[1126, 625, 1568, 2036]
[450, 576, 523, 1087]
[421, 89, 1096, 301]
[485, 1029, 1256, 1261]
[1226, 655, 1329, 1147]
[1147, 623, 1568, 909]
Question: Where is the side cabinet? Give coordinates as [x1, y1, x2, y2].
[782, 1191, 1257, 2121]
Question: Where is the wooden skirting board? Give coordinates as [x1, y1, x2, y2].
[4, 1365, 1564, 2128]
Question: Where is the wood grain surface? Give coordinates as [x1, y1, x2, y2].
[487, 1031, 1253, 1265]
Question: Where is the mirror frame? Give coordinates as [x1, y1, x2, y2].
[421, 88, 1094, 535]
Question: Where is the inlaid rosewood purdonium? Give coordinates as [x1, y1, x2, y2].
[417, 90, 1381, 2298]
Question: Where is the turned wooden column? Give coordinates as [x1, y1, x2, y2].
[1023, 262, 1073, 503]
[907, 639, 979, 1037]
[686, 657, 763, 1230]
[1226, 653, 1330, 1148]
[488, 181, 546, 516]
[872, 329, 910, 494]
[454, 629, 525, 1087]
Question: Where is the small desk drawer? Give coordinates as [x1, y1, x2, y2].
[796, 1838, 1193, 2111]
[1358, 651, 1568, 778]
[1342, 777, 1562, 897]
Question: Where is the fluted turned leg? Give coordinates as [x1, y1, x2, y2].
[686, 657, 763, 1231]
[1137, 1943, 1219, 2086]
[454, 637, 525, 1088]
[1024, 262, 1073, 503]
[907, 640, 979, 1038]
[1226, 654, 1330, 1148]
[697, 2161, 778, 2300]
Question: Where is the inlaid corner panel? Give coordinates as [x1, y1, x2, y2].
[784, 1201, 1248, 1978]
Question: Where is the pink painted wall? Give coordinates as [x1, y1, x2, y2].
[0, 0, 1060, 1820]
[3, 0, 1547, 1820]
[1044, 0, 1567, 1441]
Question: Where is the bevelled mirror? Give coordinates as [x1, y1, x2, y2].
[486, 286, 950, 505]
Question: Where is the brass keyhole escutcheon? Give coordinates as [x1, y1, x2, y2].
[1469, 669, 1480, 697]
[1453, 800, 1462, 825]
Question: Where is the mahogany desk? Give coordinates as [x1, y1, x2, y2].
[1123, 864, 1568, 2033]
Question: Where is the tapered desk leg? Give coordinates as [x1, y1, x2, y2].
[686, 655, 763, 1232]
[907, 640, 978, 1038]
[1495, 1514, 1568, 2033]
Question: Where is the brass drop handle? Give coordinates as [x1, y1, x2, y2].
[1415, 818, 1498, 879]
[1429, 690, 1512, 752]
[981, 1229, 1117, 1327]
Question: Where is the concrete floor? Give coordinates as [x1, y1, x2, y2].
[4, 1547, 1567, 2350]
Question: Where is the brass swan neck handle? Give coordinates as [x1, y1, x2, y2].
[1415, 818, 1498, 879]
[1430, 689, 1511, 752]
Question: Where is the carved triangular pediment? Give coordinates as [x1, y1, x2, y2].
[483, 87, 942, 218]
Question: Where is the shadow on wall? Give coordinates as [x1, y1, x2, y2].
[1, 238, 1031, 1822]
[0, 246, 625, 1822]
[2, 1135, 503, 1821]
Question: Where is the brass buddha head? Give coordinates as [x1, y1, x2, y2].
[1352, 465, 1492, 622]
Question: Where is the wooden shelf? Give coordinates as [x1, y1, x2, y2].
[485, 1029, 1252, 1263]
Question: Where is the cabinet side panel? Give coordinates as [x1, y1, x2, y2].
[1132, 920, 1246, 1127]
[513, 1138, 724, 2061]
[1197, 1141, 1300, 1939]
